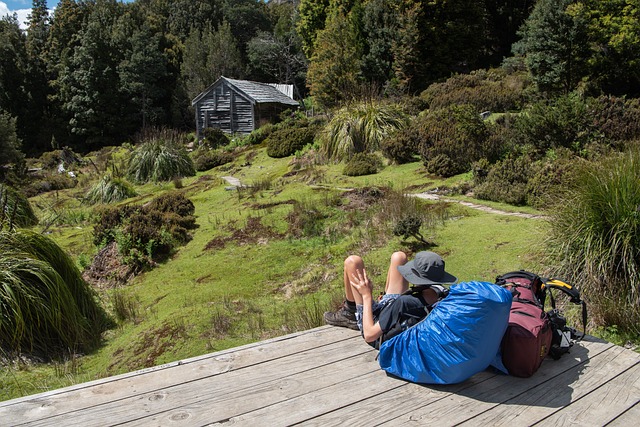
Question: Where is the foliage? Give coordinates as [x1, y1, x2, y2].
[589, 95, 640, 143]
[343, 152, 381, 177]
[380, 126, 419, 164]
[474, 154, 531, 206]
[0, 111, 23, 166]
[0, 230, 112, 358]
[201, 127, 230, 149]
[417, 104, 493, 177]
[266, 126, 317, 158]
[510, 93, 593, 156]
[84, 175, 137, 205]
[514, 0, 589, 94]
[0, 184, 38, 229]
[93, 192, 196, 269]
[393, 215, 427, 243]
[420, 68, 531, 112]
[544, 148, 640, 334]
[192, 149, 234, 172]
[127, 132, 195, 184]
[321, 102, 408, 161]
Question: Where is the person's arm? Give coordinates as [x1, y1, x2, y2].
[350, 269, 383, 343]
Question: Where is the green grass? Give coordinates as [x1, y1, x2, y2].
[1, 143, 620, 402]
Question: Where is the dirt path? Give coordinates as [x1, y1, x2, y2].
[412, 192, 546, 219]
[222, 175, 544, 219]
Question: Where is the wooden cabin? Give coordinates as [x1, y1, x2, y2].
[191, 76, 299, 138]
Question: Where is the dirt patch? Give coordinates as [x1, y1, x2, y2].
[250, 199, 296, 210]
[108, 320, 188, 372]
[83, 242, 140, 289]
[342, 186, 387, 211]
[204, 216, 284, 250]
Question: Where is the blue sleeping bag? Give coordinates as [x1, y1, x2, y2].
[378, 281, 512, 384]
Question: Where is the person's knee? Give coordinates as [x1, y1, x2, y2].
[345, 255, 364, 270]
[390, 251, 408, 266]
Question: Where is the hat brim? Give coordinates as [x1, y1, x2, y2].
[397, 261, 458, 285]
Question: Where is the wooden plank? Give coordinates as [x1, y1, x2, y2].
[376, 338, 619, 426]
[300, 371, 498, 427]
[2, 327, 358, 423]
[606, 400, 640, 426]
[204, 370, 406, 427]
[14, 334, 371, 426]
[126, 350, 385, 426]
[535, 362, 640, 427]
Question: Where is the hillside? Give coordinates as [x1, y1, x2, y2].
[1, 144, 546, 401]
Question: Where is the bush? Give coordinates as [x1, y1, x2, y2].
[320, 102, 408, 161]
[85, 175, 137, 205]
[127, 139, 195, 184]
[381, 126, 420, 164]
[0, 230, 112, 358]
[417, 104, 492, 177]
[590, 95, 640, 143]
[245, 123, 275, 146]
[343, 153, 381, 176]
[23, 172, 77, 197]
[0, 184, 38, 228]
[420, 68, 531, 112]
[201, 127, 229, 148]
[474, 155, 531, 205]
[544, 147, 640, 334]
[93, 192, 196, 269]
[192, 149, 234, 171]
[266, 126, 317, 158]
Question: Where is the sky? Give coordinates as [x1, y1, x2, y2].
[1, 1, 134, 29]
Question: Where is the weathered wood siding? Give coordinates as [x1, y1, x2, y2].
[195, 81, 255, 136]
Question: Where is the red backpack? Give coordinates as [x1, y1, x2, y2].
[495, 271, 552, 378]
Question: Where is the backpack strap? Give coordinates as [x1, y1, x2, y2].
[543, 278, 588, 340]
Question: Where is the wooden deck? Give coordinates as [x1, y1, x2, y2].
[1, 325, 639, 426]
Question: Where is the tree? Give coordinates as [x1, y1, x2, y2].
[514, 0, 589, 94]
[306, 9, 363, 108]
[360, 0, 397, 88]
[181, 21, 244, 101]
[0, 111, 23, 167]
[296, 0, 330, 58]
[0, 16, 29, 138]
[118, 23, 169, 129]
[482, 0, 536, 67]
[576, 0, 640, 96]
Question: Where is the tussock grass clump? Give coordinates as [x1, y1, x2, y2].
[85, 175, 137, 205]
[0, 184, 38, 228]
[545, 148, 640, 334]
[0, 230, 112, 358]
[321, 102, 408, 161]
[127, 132, 195, 183]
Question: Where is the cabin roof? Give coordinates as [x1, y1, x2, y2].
[191, 76, 299, 107]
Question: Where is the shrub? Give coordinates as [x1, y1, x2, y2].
[510, 93, 593, 157]
[201, 127, 229, 148]
[474, 154, 531, 205]
[192, 149, 234, 171]
[85, 175, 137, 205]
[417, 104, 492, 177]
[343, 153, 381, 176]
[321, 102, 408, 161]
[266, 126, 317, 158]
[93, 192, 196, 269]
[544, 147, 640, 334]
[127, 139, 195, 184]
[420, 68, 531, 112]
[381, 126, 420, 164]
[0, 184, 38, 228]
[393, 215, 428, 243]
[0, 230, 112, 358]
[590, 95, 640, 143]
[245, 123, 275, 146]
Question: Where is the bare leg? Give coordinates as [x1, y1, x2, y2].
[344, 255, 365, 305]
[384, 251, 409, 295]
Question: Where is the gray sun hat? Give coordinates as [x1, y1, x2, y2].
[397, 251, 457, 285]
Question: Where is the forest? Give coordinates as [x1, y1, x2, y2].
[1, 0, 640, 400]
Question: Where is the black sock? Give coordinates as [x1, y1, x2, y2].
[345, 300, 356, 312]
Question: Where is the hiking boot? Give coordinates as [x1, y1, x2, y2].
[324, 303, 359, 330]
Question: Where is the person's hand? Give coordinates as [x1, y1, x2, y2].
[350, 268, 373, 297]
